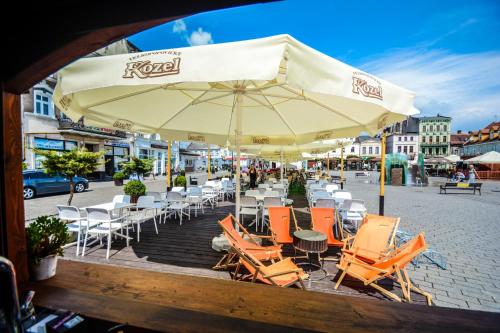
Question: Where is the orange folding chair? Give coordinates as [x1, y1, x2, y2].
[342, 214, 400, 264]
[214, 215, 282, 271]
[231, 241, 309, 289]
[335, 233, 433, 305]
[268, 206, 301, 246]
[310, 207, 344, 248]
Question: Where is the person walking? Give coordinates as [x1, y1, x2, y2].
[249, 164, 257, 189]
[468, 164, 479, 184]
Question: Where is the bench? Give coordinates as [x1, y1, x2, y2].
[439, 182, 482, 195]
[355, 172, 370, 179]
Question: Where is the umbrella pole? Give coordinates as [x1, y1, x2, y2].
[280, 147, 284, 184]
[167, 139, 171, 190]
[235, 92, 243, 224]
[340, 147, 344, 189]
[327, 152, 330, 177]
[207, 145, 211, 180]
[379, 133, 387, 215]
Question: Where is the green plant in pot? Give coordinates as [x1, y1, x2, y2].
[113, 171, 126, 186]
[26, 215, 70, 281]
[174, 175, 187, 189]
[124, 180, 146, 203]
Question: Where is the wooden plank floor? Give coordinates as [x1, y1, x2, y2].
[63, 194, 427, 305]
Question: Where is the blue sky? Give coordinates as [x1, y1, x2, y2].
[129, 0, 500, 132]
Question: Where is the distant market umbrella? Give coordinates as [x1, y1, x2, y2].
[53, 34, 419, 219]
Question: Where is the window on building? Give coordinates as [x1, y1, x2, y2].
[429, 136, 433, 143]
[409, 146, 414, 153]
[429, 125, 433, 132]
[423, 125, 426, 132]
[375, 147, 379, 155]
[34, 91, 53, 117]
[437, 125, 440, 131]
[422, 136, 426, 143]
[350, 146, 355, 153]
[369, 147, 373, 154]
[404, 136, 407, 141]
[442, 147, 447, 155]
[397, 146, 402, 153]
[403, 146, 408, 153]
[362, 147, 366, 154]
[398, 137, 401, 141]
[444, 124, 447, 132]
[443, 136, 447, 142]
[410, 136, 413, 141]
[436, 136, 440, 143]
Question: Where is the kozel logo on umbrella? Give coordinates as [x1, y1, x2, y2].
[123, 57, 181, 79]
[352, 72, 383, 100]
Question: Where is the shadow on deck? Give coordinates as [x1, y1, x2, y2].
[63, 194, 427, 305]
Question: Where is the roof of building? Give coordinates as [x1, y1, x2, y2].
[185, 142, 220, 151]
[450, 133, 469, 146]
[417, 113, 452, 121]
[464, 121, 500, 146]
[355, 135, 380, 143]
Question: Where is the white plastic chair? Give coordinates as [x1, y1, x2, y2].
[245, 189, 260, 197]
[240, 195, 261, 231]
[333, 191, 352, 210]
[112, 195, 131, 204]
[127, 196, 159, 242]
[311, 191, 331, 207]
[263, 190, 280, 198]
[325, 184, 339, 194]
[166, 191, 190, 225]
[57, 205, 98, 256]
[82, 207, 129, 259]
[260, 197, 283, 232]
[202, 185, 218, 209]
[258, 184, 270, 189]
[315, 198, 336, 208]
[186, 186, 204, 217]
[341, 199, 366, 230]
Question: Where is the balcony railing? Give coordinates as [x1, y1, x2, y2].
[57, 118, 126, 138]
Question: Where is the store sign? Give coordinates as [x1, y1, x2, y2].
[34, 137, 64, 150]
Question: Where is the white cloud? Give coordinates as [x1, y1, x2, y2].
[187, 28, 214, 46]
[360, 48, 500, 131]
[172, 19, 187, 33]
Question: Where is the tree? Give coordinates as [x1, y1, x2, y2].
[120, 157, 154, 178]
[34, 148, 103, 205]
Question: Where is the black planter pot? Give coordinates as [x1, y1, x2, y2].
[114, 179, 124, 186]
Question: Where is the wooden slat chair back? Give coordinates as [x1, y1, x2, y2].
[215, 215, 282, 271]
[310, 207, 343, 247]
[268, 206, 300, 245]
[344, 214, 400, 263]
[336, 233, 432, 304]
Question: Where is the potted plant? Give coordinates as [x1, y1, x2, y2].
[113, 171, 126, 186]
[124, 180, 146, 203]
[26, 215, 70, 281]
[174, 175, 187, 189]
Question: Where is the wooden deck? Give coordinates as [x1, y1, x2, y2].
[63, 194, 426, 304]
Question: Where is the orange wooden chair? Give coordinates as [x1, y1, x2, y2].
[268, 206, 301, 246]
[335, 233, 433, 305]
[310, 207, 344, 248]
[231, 240, 309, 289]
[342, 214, 400, 264]
[214, 215, 282, 271]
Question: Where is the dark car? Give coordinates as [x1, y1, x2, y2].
[23, 170, 89, 199]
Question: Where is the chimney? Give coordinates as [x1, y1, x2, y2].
[457, 130, 462, 134]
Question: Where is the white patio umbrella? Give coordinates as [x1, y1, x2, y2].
[53, 34, 418, 219]
[464, 151, 500, 164]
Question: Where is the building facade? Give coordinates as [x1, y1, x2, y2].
[450, 130, 469, 156]
[418, 114, 451, 157]
[384, 116, 419, 158]
[21, 39, 140, 179]
[463, 122, 500, 156]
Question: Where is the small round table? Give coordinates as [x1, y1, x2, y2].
[292, 230, 328, 287]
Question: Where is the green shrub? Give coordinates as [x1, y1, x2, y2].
[26, 216, 70, 264]
[112, 171, 126, 180]
[174, 175, 187, 187]
[123, 180, 146, 197]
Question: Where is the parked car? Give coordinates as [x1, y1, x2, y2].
[23, 170, 89, 199]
